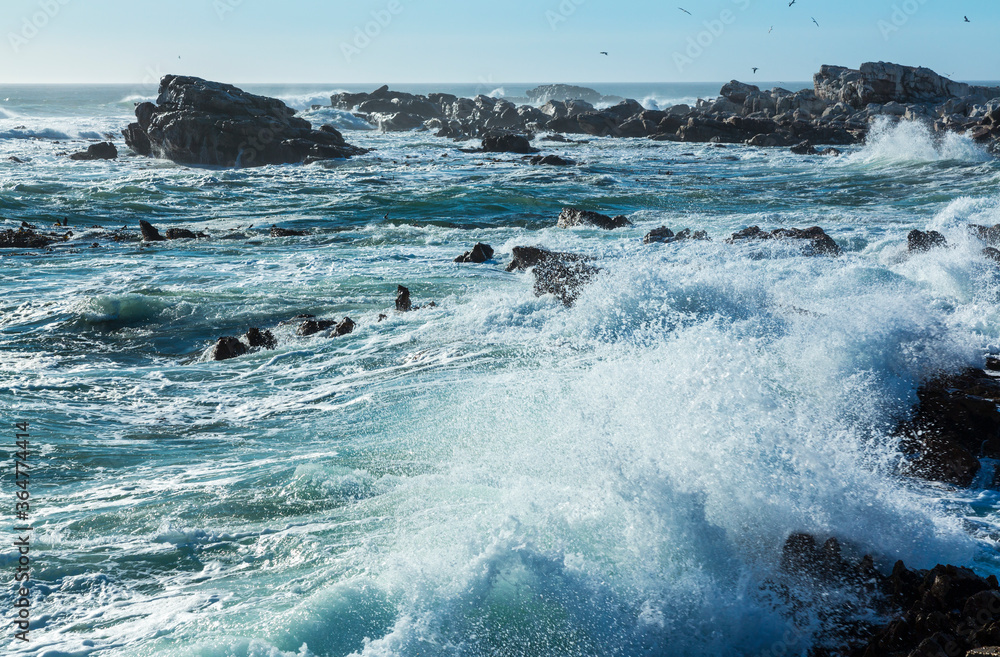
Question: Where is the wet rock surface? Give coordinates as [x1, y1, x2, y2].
[124, 75, 367, 167]
[557, 207, 633, 230]
[454, 243, 495, 263]
[506, 246, 599, 306]
[728, 225, 841, 256]
[70, 142, 118, 161]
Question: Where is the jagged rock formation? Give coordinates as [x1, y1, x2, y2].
[328, 63, 1000, 154]
[124, 75, 368, 167]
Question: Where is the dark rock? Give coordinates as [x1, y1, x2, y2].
[270, 226, 307, 238]
[139, 220, 166, 242]
[165, 228, 201, 240]
[790, 140, 818, 155]
[506, 246, 598, 306]
[971, 224, 1000, 246]
[643, 226, 675, 244]
[454, 242, 495, 263]
[529, 154, 574, 166]
[69, 142, 118, 161]
[908, 229, 948, 252]
[396, 285, 412, 312]
[246, 328, 277, 350]
[0, 229, 55, 249]
[814, 62, 1000, 109]
[211, 336, 248, 361]
[525, 84, 605, 105]
[124, 75, 367, 167]
[481, 134, 538, 154]
[557, 207, 632, 230]
[898, 367, 1000, 486]
[8, 156, 25, 163]
[728, 225, 841, 256]
[297, 319, 336, 337]
[985, 247, 1000, 263]
[818, 147, 842, 156]
[331, 317, 355, 337]
[645, 227, 710, 244]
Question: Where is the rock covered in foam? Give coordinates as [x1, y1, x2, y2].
[557, 207, 633, 230]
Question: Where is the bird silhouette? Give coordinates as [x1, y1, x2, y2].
[678, 7, 692, 15]
[769, 26, 773, 33]
[788, 0, 796, 6]
[752, 67, 759, 74]
[965, 16, 970, 22]
[812, 17, 819, 26]
[600, 51, 609, 56]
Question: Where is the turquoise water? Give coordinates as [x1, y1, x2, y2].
[3, 85, 1000, 656]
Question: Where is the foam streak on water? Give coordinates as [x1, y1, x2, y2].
[2, 86, 1000, 657]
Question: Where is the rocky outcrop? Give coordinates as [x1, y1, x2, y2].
[138, 220, 205, 242]
[815, 62, 1000, 109]
[454, 243, 495, 263]
[480, 134, 538, 154]
[396, 285, 412, 312]
[211, 336, 249, 361]
[270, 226, 307, 238]
[557, 208, 632, 230]
[124, 75, 367, 167]
[246, 328, 277, 350]
[908, 229, 948, 252]
[727, 225, 841, 256]
[643, 227, 709, 244]
[898, 368, 1000, 487]
[0, 229, 56, 249]
[506, 246, 598, 306]
[525, 84, 618, 106]
[320, 63, 1000, 153]
[70, 142, 117, 160]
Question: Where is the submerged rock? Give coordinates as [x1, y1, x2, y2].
[557, 207, 633, 230]
[454, 243, 495, 263]
[270, 226, 307, 238]
[123, 75, 367, 167]
[165, 228, 203, 240]
[529, 154, 574, 166]
[70, 142, 118, 161]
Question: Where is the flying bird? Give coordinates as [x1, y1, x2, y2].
[769, 26, 773, 33]
[788, 0, 796, 6]
[965, 16, 970, 22]
[812, 17, 819, 26]
[600, 51, 609, 56]
[678, 7, 692, 15]
[752, 67, 759, 74]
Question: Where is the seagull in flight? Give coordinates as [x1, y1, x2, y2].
[752, 67, 759, 74]
[678, 7, 692, 15]
[965, 16, 971, 22]
[600, 51, 608, 56]
[769, 26, 773, 33]
[788, 0, 796, 6]
[811, 17, 819, 26]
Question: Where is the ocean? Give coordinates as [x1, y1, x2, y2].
[3, 82, 1000, 656]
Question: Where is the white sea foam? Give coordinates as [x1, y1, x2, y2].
[845, 117, 991, 166]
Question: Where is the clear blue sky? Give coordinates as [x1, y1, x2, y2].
[1, 0, 997, 84]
